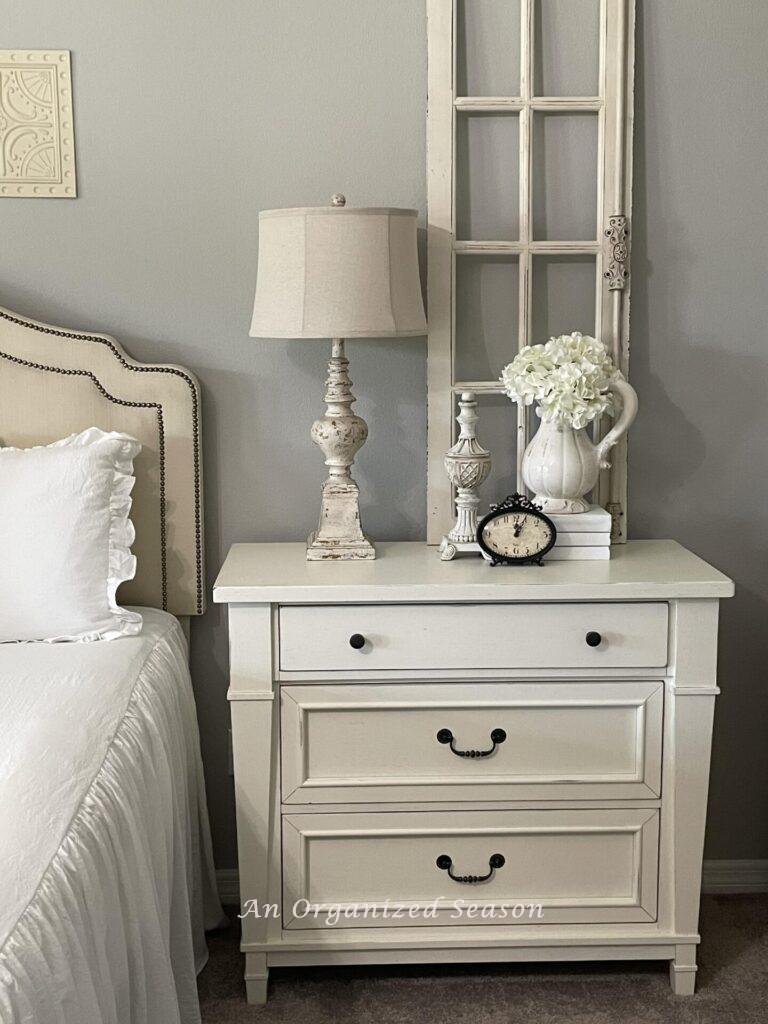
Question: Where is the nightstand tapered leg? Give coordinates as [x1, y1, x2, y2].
[670, 946, 697, 995]
[245, 953, 268, 1004]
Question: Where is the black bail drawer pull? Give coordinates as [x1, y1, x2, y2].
[436, 853, 505, 884]
[436, 727, 507, 758]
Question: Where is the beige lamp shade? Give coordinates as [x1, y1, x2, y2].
[249, 200, 426, 339]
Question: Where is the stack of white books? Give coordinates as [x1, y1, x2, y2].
[544, 504, 612, 561]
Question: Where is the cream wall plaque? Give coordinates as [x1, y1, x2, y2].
[0, 50, 77, 198]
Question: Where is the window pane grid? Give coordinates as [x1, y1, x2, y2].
[428, 0, 633, 542]
[452, 0, 606, 491]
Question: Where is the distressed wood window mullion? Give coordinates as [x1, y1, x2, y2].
[517, 0, 534, 492]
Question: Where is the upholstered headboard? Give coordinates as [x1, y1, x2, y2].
[0, 304, 205, 616]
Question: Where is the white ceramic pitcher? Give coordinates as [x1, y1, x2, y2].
[521, 378, 639, 514]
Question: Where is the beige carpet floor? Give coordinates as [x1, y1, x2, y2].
[198, 894, 768, 1023]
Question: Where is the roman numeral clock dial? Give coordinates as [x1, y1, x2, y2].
[477, 494, 557, 567]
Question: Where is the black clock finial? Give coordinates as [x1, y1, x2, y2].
[489, 493, 544, 514]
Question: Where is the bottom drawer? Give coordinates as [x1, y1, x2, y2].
[282, 808, 659, 929]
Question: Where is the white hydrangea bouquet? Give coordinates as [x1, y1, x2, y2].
[500, 332, 638, 514]
[500, 332, 619, 430]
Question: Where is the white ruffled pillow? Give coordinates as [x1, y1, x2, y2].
[0, 428, 143, 642]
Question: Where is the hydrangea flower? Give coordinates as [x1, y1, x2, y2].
[500, 333, 621, 430]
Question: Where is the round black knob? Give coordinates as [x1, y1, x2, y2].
[349, 633, 366, 650]
[489, 853, 506, 869]
[436, 854, 452, 870]
[490, 728, 507, 745]
[586, 631, 602, 648]
[436, 728, 453, 745]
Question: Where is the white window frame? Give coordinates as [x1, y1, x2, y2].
[427, 0, 635, 543]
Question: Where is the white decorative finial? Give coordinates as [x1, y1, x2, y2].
[438, 391, 491, 560]
[330, 193, 347, 207]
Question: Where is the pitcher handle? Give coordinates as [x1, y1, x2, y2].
[596, 378, 638, 469]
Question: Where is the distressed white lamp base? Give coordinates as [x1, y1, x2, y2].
[306, 480, 375, 561]
[307, 533, 375, 560]
[307, 339, 375, 561]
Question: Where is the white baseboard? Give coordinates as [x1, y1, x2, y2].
[701, 859, 768, 894]
[217, 861, 768, 906]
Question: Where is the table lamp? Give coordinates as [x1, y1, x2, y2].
[250, 194, 426, 560]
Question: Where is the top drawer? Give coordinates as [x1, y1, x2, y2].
[278, 602, 668, 672]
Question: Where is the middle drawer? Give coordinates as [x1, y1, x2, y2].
[281, 681, 663, 804]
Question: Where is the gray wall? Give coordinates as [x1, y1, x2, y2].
[3, 0, 766, 865]
[630, 1, 768, 859]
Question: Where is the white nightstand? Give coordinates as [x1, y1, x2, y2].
[214, 540, 733, 1003]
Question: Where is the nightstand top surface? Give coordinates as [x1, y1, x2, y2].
[213, 540, 733, 603]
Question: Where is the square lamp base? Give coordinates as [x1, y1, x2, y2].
[306, 476, 375, 561]
[306, 531, 375, 561]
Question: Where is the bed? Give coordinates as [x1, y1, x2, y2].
[0, 305, 222, 1024]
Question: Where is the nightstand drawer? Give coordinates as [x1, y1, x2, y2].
[282, 808, 659, 928]
[281, 681, 663, 803]
[278, 602, 668, 672]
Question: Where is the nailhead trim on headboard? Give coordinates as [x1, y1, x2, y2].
[0, 309, 205, 615]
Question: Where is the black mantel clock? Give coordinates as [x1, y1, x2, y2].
[476, 494, 557, 566]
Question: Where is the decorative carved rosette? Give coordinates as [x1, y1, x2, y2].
[604, 215, 630, 291]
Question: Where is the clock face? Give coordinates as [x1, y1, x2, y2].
[480, 511, 555, 563]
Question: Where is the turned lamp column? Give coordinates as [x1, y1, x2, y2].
[308, 337, 372, 559]
[249, 194, 426, 560]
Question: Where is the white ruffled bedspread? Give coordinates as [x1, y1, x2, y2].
[0, 610, 223, 1024]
